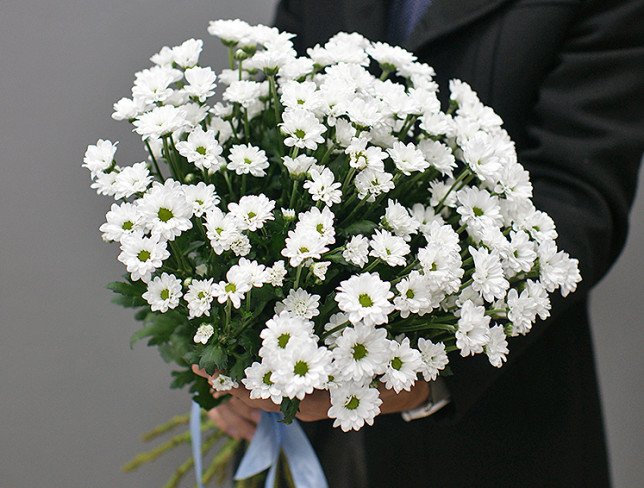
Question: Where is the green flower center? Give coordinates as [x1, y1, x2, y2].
[293, 360, 309, 376]
[358, 293, 373, 308]
[406, 289, 415, 299]
[294, 129, 306, 139]
[137, 250, 151, 262]
[196, 146, 207, 156]
[277, 333, 290, 349]
[299, 246, 309, 253]
[391, 357, 403, 370]
[158, 207, 174, 222]
[244, 158, 253, 165]
[473, 207, 484, 217]
[197, 291, 206, 299]
[160, 289, 170, 300]
[247, 211, 256, 219]
[352, 343, 368, 360]
[262, 372, 274, 385]
[122, 221, 134, 231]
[345, 395, 360, 410]
[316, 223, 324, 234]
[225, 283, 237, 293]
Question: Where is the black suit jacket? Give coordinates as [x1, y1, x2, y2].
[275, 1, 644, 486]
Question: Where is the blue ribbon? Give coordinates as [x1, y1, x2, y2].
[190, 402, 328, 488]
[234, 411, 328, 488]
[191, 401, 204, 488]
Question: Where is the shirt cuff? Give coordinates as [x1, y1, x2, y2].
[400, 377, 451, 422]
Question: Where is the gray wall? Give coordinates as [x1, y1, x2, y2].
[0, 1, 641, 487]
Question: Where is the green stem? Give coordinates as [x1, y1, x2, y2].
[225, 300, 232, 335]
[223, 170, 236, 201]
[319, 320, 350, 340]
[362, 258, 381, 273]
[435, 169, 471, 212]
[293, 264, 303, 289]
[289, 179, 299, 209]
[145, 140, 165, 182]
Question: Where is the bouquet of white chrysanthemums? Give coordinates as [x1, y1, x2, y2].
[86, 18, 581, 442]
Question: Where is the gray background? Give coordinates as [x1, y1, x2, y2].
[0, 1, 641, 487]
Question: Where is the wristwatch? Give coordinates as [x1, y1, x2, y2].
[401, 377, 451, 422]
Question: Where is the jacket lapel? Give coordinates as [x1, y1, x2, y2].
[406, 0, 514, 49]
[338, 0, 514, 48]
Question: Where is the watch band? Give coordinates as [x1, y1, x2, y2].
[401, 377, 451, 422]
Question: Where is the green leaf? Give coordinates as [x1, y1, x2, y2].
[182, 240, 205, 256]
[170, 368, 195, 389]
[342, 220, 378, 236]
[325, 253, 349, 265]
[199, 344, 228, 375]
[190, 375, 220, 410]
[129, 312, 180, 348]
[112, 294, 147, 308]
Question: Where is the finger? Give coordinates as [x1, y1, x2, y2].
[220, 387, 280, 412]
[216, 402, 257, 441]
[191, 364, 211, 379]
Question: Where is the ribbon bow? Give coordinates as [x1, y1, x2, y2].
[191, 402, 328, 488]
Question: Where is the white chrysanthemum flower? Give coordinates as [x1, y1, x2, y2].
[223, 80, 263, 108]
[176, 127, 225, 171]
[208, 19, 252, 45]
[387, 141, 429, 175]
[204, 207, 240, 254]
[182, 182, 219, 217]
[133, 105, 188, 140]
[259, 312, 316, 358]
[417, 339, 448, 381]
[228, 194, 275, 231]
[369, 229, 410, 267]
[417, 243, 464, 295]
[150, 45, 174, 67]
[410, 203, 444, 235]
[417, 139, 456, 177]
[354, 168, 395, 202]
[142, 272, 182, 312]
[171, 38, 203, 68]
[185, 278, 216, 318]
[381, 338, 423, 393]
[429, 179, 457, 208]
[278, 56, 315, 80]
[267, 260, 288, 287]
[311, 261, 330, 281]
[332, 324, 390, 382]
[193, 324, 214, 344]
[494, 162, 532, 202]
[91, 170, 119, 197]
[249, 49, 292, 75]
[281, 109, 326, 150]
[210, 374, 239, 392]
[486, 325, 509, 367]
[296, 206, 336, 245]
[282, 230, 329, 267]
[303, 167, 342, 206]
[100, 202, 143, 242]
[381, 200, 419, 240]
[342, 234, 370, 268]
[132, 66, 180, 105]
[328, 382, 382, 432]
[461, 131, 504, 182]
[228, 234, 251, 256]
[227, 144, 269, 177]
[456, 187, 503, 231]
[112, 97, 149, 121]
[394, 271, 433, 318]
[346, 97, 385, 127]
[212, 265, 252, 309]
[470, 246, 510, 302]
[504, 230, 537, 275]
[336, 272, 394, 326]
[367, 41, 416, 70]
[236, 258, 269, 288]
[272, 339, 332, 400]
[138, 180, 194, 241]
[345, 137, 387, 171]
[183, 66, 217, 102]
[282, 154, 316, 178]
[242, 361, 283, 404]
[280, 80, 322, 112]
[118, 233, 170, 283]
[322, 313, 350, 347]
[538, 240, 581, 296]
[113, 162, 154, 199]
[276, 288, 321, 319]
[456, 300, 491, 356]
[83, 139, 117, 176]
[281, 208, 296, 221]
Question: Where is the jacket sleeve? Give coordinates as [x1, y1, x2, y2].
[439, 0, 644, 422]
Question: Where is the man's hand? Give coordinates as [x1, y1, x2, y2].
[192, 365, 430, 432]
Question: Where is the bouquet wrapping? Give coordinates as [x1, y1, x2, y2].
[85, 17, 581, 474]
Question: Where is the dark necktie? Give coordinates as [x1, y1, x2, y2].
[388, 0, 433, 45]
